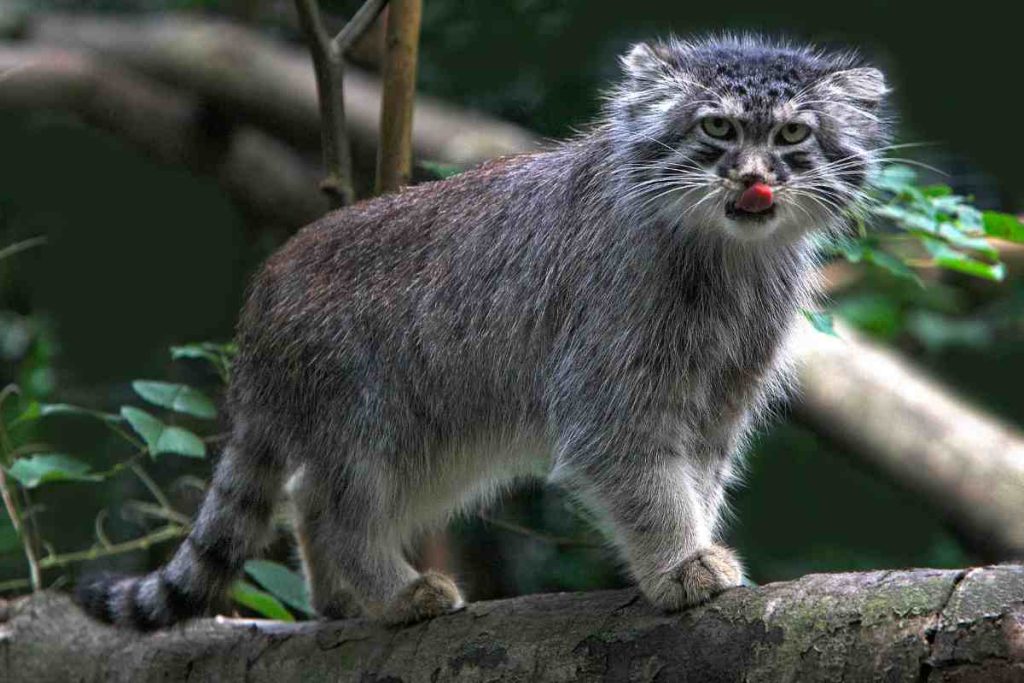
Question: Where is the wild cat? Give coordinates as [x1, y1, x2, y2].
[78, 35, 890, 628]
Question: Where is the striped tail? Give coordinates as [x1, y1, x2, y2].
[76, 423, 284, 630]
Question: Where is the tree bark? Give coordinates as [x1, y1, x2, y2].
[1, 565, 1021, 682]
[25, 13, 540, 167]
[375, 0, 421, 194]
[0, 45, 328, 228]
[792, 322, 1024, 560]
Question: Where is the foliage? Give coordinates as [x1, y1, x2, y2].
[0, 331, 307, 618]
[807, 164, 1024, 334]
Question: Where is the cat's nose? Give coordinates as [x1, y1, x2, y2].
[739, 172, 770, 188]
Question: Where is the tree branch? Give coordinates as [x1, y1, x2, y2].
[25, 13, 540, 167]
[792, 321, 1024, 560]
[334, 0, 388, 54]
[375, 0, 420, 194]
[2, 565, 1021, 681]
[293, 0, 388, 208]
[0, 46, 328, 228]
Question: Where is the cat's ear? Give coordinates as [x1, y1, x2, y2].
[819, 67, 889, 108]
[620, 42, 676, 83]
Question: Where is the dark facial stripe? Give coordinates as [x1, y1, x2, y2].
[782, 151, 813, 172]
[692, 142, 726, 165]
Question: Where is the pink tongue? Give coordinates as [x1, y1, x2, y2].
[735, 182, 774, 213]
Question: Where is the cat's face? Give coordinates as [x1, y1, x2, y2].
[608, 36, 891, 243]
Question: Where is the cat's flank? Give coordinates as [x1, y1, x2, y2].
[78, 35, 890, 628]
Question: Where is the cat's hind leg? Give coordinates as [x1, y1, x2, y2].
[290, 464, 464, 625]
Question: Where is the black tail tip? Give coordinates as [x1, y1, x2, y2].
[74, 572, 123, 624]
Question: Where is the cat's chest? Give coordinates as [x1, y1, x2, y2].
[660, 273, 797, 399]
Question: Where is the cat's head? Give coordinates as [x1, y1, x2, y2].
[605, 35, 892, 243]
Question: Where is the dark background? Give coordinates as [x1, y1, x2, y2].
[1, 0, 1021, 599]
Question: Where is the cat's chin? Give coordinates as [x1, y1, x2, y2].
[718, 214, 783, 242]
[717, 204, 818, 245]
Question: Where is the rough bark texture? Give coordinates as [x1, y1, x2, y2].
[375, 0, 421, 194]
[792, 322, 1024, 560]
[1, 565, 1021, 682]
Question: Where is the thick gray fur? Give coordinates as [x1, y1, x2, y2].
[77, 34, 891, 629]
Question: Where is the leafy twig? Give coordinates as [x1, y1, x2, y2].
[37, 524, 185, 569]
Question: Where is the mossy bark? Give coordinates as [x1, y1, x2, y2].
[1, 565, 1021, 682]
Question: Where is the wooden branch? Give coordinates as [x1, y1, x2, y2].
[293, 0, 385, 207]
[793, 320, 1024, 559]
[25, 13, 540, 167]
[0, 45, 328, 228]
[375, 0, 420, 194]
[2, 565, 1021, 681]
[333, 0, 388, 54]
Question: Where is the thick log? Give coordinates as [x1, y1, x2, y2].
[0, 565, 1021, 682]
[0, 45, 328, 227]
[792, 322, 1024, 560]
[27, 13, 540, 166]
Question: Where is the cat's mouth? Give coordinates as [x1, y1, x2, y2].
[726, 182, 777, 223]
[725, 203, 777, 223]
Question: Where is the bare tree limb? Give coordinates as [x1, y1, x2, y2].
[24, 13, 540, 167]
[793, 320, 1024, 559]
[1, 565, 1021, 681]
[0, 46, 328, 228]
[334, 0, 388, 54]
[293, 0, 386, 207]
[375, 0, 420, 194]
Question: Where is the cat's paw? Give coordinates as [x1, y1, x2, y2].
[640, 544, 744, 611]
[315, 590, 363, 621]
[381, 571, 465, 626]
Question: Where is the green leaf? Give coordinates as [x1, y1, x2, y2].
[829, 237, 866, 263]
[983, 211, 1024, 243]
[836, 294, 904, 339]
[132, 381, 216, 419]
[871, 164, 917, 193]
[37, 403, 121, 423]
[230, 580, 294, 621]
[244, 560, 314, 616]
[170, 341, 236, 362]
[871, 204, 939, 234]
[121, 407, 206, 458]
[862, 247, 922, 285]
[8, 400, 41, 427]
[418, 160, 463, 179]
[932, 223, 998, 259]
[5, 454, 102, 488]
[803, 310, 838, 337]
[923, 240, 1006, 282]
[920, 185, 952, 198]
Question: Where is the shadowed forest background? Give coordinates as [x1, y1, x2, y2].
[1, 0, 1023, 610]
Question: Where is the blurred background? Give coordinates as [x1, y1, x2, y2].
[1, 0, 1022, 610]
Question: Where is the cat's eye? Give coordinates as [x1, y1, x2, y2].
[700, 117, 736, 140]
[777, 122, 811, 145]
